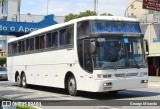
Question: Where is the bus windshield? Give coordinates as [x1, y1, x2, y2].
[95, 37, 146, 70]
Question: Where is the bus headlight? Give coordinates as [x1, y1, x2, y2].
[141, 80, 148, 83]
[103, 82, 112, 86]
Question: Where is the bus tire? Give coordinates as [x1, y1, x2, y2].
[22, 73, 28, 88]
[67, 76, 78, 96]
[17, 75, 22, 87]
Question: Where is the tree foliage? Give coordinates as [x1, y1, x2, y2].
[0, 57, 6, 67]
[100, 13, 113, 16]
[64, 10, 96, 22]
[65, 10, 113, 22]
[64, 13, 78, 22]
[78, 10, 96, 18]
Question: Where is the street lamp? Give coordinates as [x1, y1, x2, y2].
[124, 0, 142, 17]
[94, 0, 98, 15]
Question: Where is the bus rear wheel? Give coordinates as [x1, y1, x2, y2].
[22, 73, 28, 88]
[17, 75, 22, 87]
[67, 76, 78, 96]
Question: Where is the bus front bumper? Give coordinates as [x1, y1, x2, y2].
[93, 77, 148, 92]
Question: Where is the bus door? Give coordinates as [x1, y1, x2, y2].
[83, 39, 93, 73]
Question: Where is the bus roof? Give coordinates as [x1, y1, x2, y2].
[8, 16, 139, 43]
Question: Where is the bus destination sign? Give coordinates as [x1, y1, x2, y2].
[143, 0, 160, 11]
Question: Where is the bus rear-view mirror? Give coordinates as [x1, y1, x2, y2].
[144, 39, 149, 55]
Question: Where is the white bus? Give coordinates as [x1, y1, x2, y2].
[7, 16, 148, 96]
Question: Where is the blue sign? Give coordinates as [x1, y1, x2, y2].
[92, 21, 141, 34]
[124, 38, 129, 43]
[0, 14, 58, 36]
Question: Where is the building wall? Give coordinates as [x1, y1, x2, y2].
[2, 0, 8, 17]
[54, 16, 65, 23]
[1, 0, 65, 23]
[0, 0, 65, 53]
[7, 0, 18, 21]
[19, 14, 65, 23]
[141, 23, 160, 43]
[127, 0, 147, 19]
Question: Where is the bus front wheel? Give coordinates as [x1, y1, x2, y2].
[22, 73, 28, 88]
[17, 75, 22, 87]
[67, 76, 78, 96]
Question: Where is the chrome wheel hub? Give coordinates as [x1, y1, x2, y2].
[68, 78, 76, 93]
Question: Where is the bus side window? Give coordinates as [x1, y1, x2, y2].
[77, 21, 90, 38]
[83, 40, 93, 72]
[26, 39, 30, 51]
[12, 42, 17, 54]
[8, 43, 12, 55]
[77, 40, 83, 68]
[40, 35, 45, 49]
[52, 31, 58, 47]
[17, 40, 25, 53]
[35, 36, 40, 50]
[18, 41, 22, 53]
[21, 40, 25, 52]
[46, 33, 52, 48]
[59, 29, 66, 46]
[66, 26, 74, 45]
[30, 38, 34, 50]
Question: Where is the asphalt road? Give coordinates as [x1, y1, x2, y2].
[0, 80, 160, 109]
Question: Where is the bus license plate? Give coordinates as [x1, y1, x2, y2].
[103, 86, 112, 90]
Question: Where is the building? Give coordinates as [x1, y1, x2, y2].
[141, 12, 160, 76]
[0, 0, 64, 52]
[0, 0, 65, 23]
[127, 0, 147, 19]
[127, 0, 160, 76]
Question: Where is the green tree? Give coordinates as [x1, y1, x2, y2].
[64, 10, 114, 22]
[64, 10, 96, 22]
[0, 57, 6, 67]
[100, 13, 113, 16]
[78, 10, 96, 18]
[64, 13, 78, 22]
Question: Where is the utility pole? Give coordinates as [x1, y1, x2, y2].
[94, 0, 98, 15]
[17, 0, 21, 21]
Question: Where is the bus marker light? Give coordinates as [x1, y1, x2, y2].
[97, 74, 103, 78]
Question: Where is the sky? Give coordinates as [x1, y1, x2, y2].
[20, 0, 127, 16]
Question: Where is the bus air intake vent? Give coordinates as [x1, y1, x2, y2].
[114, 73, 138, 77]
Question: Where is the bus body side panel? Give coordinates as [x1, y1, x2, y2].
[7, 57, 13, 82]
[7, 49, 80, 88]
[7, 56, 26, 82]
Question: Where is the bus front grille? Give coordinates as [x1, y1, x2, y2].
[114, 73, 138, 78]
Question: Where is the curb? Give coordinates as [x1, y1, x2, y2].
[33, 106, 42, 109]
